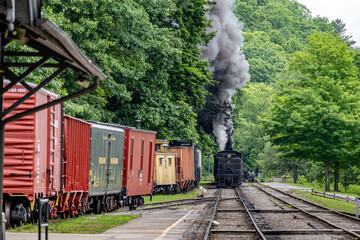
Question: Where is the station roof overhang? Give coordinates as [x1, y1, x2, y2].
[0, 16, 106, 81]
[0, 12, 108, 124]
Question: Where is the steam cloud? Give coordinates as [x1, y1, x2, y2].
[198, 0, 250, 151]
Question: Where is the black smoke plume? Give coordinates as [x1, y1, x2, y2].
[198, 0, 250, 151]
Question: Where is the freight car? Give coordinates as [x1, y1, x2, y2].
[153, 140, 177, 194]
[3, 82, 62, 227]
[87, 121, 156, 210]
[122, 124, 156, 210]
[88, 123, 125, 213]
[168, 140, 202, 192]
[58, 115, 91, 218]
[214, 140, 242, 187]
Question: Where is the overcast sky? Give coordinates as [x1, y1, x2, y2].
[296, 0, 360, 46]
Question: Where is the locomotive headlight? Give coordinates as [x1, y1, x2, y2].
[227, 154, 231, 158]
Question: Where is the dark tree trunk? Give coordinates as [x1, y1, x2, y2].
[334, 161, 339, 192]
[293, 164, 298, 183]
[325, 161, 330, 191]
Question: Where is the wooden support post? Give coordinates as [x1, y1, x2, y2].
[355, 197, 359, 218]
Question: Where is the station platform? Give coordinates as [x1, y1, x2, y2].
[5, 208, 201, 240]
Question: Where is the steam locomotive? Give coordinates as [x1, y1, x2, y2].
[214, 138, 242, 187]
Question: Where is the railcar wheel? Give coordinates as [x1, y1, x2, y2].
[139, 197, 144, 206]
[25, 207, 31, 223]
[78, 205, 84, 215]
[5, 200, 11, 228]
[95, 200, 102, 214]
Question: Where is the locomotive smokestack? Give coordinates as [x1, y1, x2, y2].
[225, 128, 234, 150]
[135, 120, 141, 129]
[225, 137, 233, 150]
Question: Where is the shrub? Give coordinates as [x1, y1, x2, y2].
[347, 185, 360, 195]
[298, 175, 307, 185]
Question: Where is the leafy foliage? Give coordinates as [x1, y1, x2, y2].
[40, 0, 215, 147]
[233, 82, 275, 170]
[263, 32, 360, 188]
[233, 0, 351, 84]
[232, 0, 360, 183]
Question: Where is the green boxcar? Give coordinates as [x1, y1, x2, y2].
[89, 124, 125, 212]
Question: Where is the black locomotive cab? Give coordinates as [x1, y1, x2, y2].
[214, 150, 242, 187]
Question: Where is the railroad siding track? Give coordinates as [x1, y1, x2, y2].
[136, 197, 237, 211]
[253, 183, 360, 239]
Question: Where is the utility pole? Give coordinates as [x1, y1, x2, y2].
[207, 154, 211, 180]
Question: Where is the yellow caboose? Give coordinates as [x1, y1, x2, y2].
[153, 140, 177, 194]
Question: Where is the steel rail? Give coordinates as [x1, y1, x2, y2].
[254, 184, 360, 239]
[137, 197, 229, 211]
[140, 196, 236, 207]
[235, 187, 267, 240]
[143, 197, 216, 207]
[203, 188, 222, 240]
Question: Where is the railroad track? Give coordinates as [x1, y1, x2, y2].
[203, 187, 266, 240]
[253, 183, 360, 239]
[137, 196, 237, 211]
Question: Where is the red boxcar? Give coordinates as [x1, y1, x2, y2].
[3, 83, 62, 223]
[57, 115, 91, 217]
[122, 126, 156, 209]
[168, 141, 195, 191]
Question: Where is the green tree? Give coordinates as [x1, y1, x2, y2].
[264, 32, 360, 191]
[331, 19, 356, 46]
[233, 82, 277, 170]
[233, 0, 347, 84]
[242, 31, 287, 83]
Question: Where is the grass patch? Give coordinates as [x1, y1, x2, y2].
[8, 213, 140, 234]
[199, 180, 214, 187]
[284, 182, 360, 197]
[293, 190, 355, 214]
[144, 188, 201, 204]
